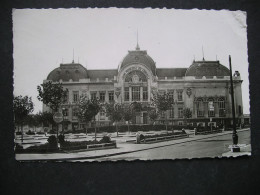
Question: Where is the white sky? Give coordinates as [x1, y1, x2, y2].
[13, 8, 249, 114]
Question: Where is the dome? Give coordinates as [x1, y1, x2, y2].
[119, 48, 157, 75]
[47, 63, 88, 82]
[185, 60, 230, 77]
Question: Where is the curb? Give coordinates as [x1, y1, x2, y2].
[17, 128, 250, 162]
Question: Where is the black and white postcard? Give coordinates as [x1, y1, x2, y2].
[13, 8, 250, 161]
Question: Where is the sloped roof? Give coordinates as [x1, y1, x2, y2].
[185, 61, 230, 77]
[87, 69, 118, 79]
[156, 68, 187, 77]
[47, 63, 88, 82]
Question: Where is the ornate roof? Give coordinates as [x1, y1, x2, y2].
[87, 69, 118, 79]
[185, 60, 230, 77]
[156, 68, 187, 77]
[119, 48, 157, 75]
[47, 63, 88, 82]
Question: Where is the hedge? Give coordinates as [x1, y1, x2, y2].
[64, 124, 194, 134]
[15, 135, 113, 153]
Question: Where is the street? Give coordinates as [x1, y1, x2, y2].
[95, 130, 250, 161]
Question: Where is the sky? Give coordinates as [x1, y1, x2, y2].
[13, 8, 249, 114]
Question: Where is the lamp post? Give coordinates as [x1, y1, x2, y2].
[229, 55, 239, 148]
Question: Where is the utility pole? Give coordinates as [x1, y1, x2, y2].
[229, 55, 239, 150]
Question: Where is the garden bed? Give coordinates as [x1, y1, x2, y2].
[60, 140, 116, 152]
[15, 135, 116, 153]
[196, 129, 223, 135]
[137, 131, 189, 144]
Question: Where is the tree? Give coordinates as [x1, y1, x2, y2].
[122, 105, 134, 134]
[183, 107, 192, 126]
[37, 81, 68, 112]
[40, 111, 56, 127]
[13, 95, 34, 142]
[151, 93, 174, 132]
[77, 95, 101, 141]
[105, 103, 123, 137]
[148, 108, 159, 128]
[37, 81, 68, 137]
[24, 114, 39, 132]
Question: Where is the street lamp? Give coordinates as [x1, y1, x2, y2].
[229, 55, 239, 151]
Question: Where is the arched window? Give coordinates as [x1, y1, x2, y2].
[124, 70, 147, 82]
[218, 97, 225, 117]
[208, 98, 215, 117]
[197, 98, 204, 117]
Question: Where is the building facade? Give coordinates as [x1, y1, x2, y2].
[43, 45, 244, 131]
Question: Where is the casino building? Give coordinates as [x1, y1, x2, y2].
[43, 43, 244, 131]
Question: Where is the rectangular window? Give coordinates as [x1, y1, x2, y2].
[132, 86, 140, 101]
[63, 90, 69, 103]
[219, 99, 226, 117]
[108, 91, 114, 102]
[124, 87, 129, 101]
[168, 90, 174, 101]
[177, 90, 183, 101]
[208, 110, 215, 117]
[143, 87, 148, 101]
[169, 108, 174, 118]
[208, 101, 215, 117]
[72, 107, 78, 118]
[73, 91, 79, 103]
[100, 110, 105, 120]
[178, 108, 183, 118]
[99, 91, 105, 102]
[178, 121, 183, 126]
[91, 92, 97, 100]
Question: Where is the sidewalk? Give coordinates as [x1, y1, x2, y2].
[222, 144, 251, 157]
[16, 128, 250, 161]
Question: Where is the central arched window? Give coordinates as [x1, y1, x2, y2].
[125, 70, 147, 83]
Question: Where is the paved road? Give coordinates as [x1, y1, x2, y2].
[95, 130, 251, 161]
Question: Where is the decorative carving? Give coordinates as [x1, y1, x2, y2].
[123, 66, 149, 79]
[186, 88, 192, 97]
[132, 74, 139, 83]
[115, 87, 121, 97]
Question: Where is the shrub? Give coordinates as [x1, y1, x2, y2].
[99, 135, 111, 143]
[58, 134, 65, 144]
[143, 131, 187, 139]
[16, 132, 22, 135]
[47, 135, 58, 149]
[15, 143, 23, 149]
